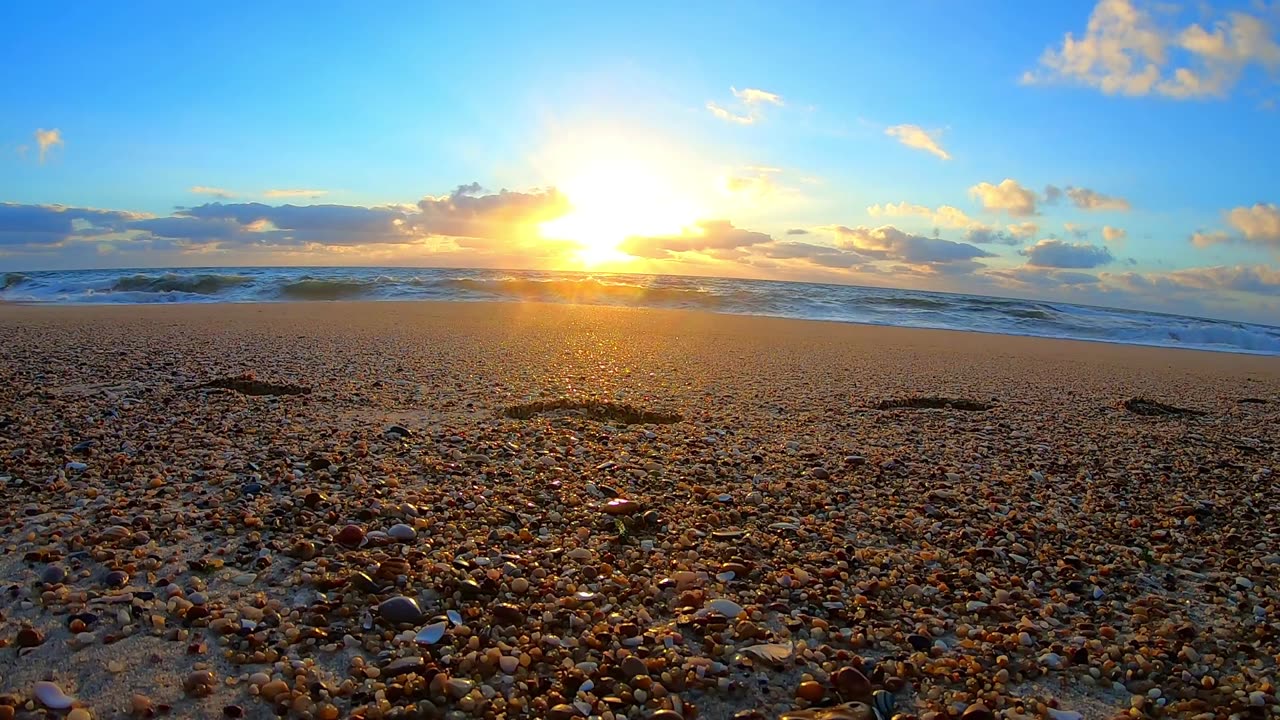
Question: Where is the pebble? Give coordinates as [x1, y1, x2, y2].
[4, 309, 1278, 720]
[387, 523, 416, 541]
[378, 596, 424, 624]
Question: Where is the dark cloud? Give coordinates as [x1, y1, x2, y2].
[986, 266, 1101, 289]
[1022, 239, 1115, 268]
[619, 220, 773, 259]
[128, 185, 569, 248]
[963, 228, 1022, 246]
[0, 203, 141, 246]
[1044, 185, 1063, 204]
[413, 185, 569, 238]
[785, 228, 810, 235]
[830, 225, 993, 270]
[756, 241, 869, 269]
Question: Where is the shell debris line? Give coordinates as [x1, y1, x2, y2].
[0, 301, 1279, 720]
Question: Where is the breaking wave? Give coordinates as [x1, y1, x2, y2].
[111, 272, 253, 294]
[1, 267, 1277, 355]
[279, 279, 380, 300]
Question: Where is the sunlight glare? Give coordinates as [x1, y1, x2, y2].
[537, 135, 702, 267]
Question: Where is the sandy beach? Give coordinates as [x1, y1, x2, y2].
[1, 301, 1278, 720]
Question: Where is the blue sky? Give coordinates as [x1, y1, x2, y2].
[2, 0, 1278, 322]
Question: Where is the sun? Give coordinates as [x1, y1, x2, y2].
[537, 135, 702, 267]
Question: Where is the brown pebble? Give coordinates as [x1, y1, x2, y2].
[16, 627, 44, 648]
[334, 524, 364, 547]
[797, 680, 825, 702]
[184, 671, 216, 697]
[834, 666, 872, 700]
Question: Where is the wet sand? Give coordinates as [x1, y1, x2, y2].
[1, 301, 1278, 720]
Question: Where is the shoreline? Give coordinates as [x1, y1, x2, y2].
[4, 299, 1280, 362]
[1, 301, 1278, 719]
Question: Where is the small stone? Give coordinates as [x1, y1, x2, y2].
[40, 565, 66, 584]
[68, 710, 92, 720]
[334, 524, 365, 547]
[388, 523, 416, 541]
[378, 596, 424, 624]
[833, 666, 872, 700]
[384, 657, 426, 678]
[798, 680, 825, 701]
[499, 655, 519, 674]
[131, 694, 152, 714]
[705, 598, 744, 617]
[621, 655, 648, 678]
[259, 680, 290, 702]
[511, 577, 530, 594]
[184, 671, 216, 697]
[493, 602, 524, 624]
[907, 633, 931, 651]
[446, 678, 474, 699]
[223, 706, 245, 719]
[104, 570, 129, 588]
[547, 704, 581, 720]
[602, 498, 642, 515]
[16, 627, 44, 647]
[810, 467, 830, 480]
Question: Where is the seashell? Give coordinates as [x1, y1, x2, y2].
[414, 621, 447, 645]
[780, 703, 872, 719]
[376, 557, 411, 580]
[100, 525, 132, 543]
[703, 598, 744, 617]
[871, 690, 896, 720]
[34, 681, 74, 710]
[738, 642, 793, 665]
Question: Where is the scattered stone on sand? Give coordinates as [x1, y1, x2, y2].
[1, 302, 1278, 720]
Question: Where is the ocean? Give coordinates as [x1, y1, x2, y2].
[3, 266, 1278, 355]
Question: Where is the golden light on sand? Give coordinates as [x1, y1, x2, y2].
[536, 134, 702, 267]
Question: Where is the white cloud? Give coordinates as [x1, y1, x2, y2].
[1064, 222, 1090, 238]
[1065, 185, 1131, 211]
[706, 86, 784, 125]
[1226, 203, 1280, 247]
[868, 201, 982, 229]
[1007, 222, 1040, 239]
[35, 128, 63, 164]
[264, 189, 329, 199]
[706, 102, 755, 125]
[1024, 0, 1280, 99]
[969, 178, 1039, 216]
[190, 186, 236, 199]
[1191, 230, 1230, 248]
[732, 87, 783, 106]
[884, 124, 951, 160]
[1102, 225, 1127, 243]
